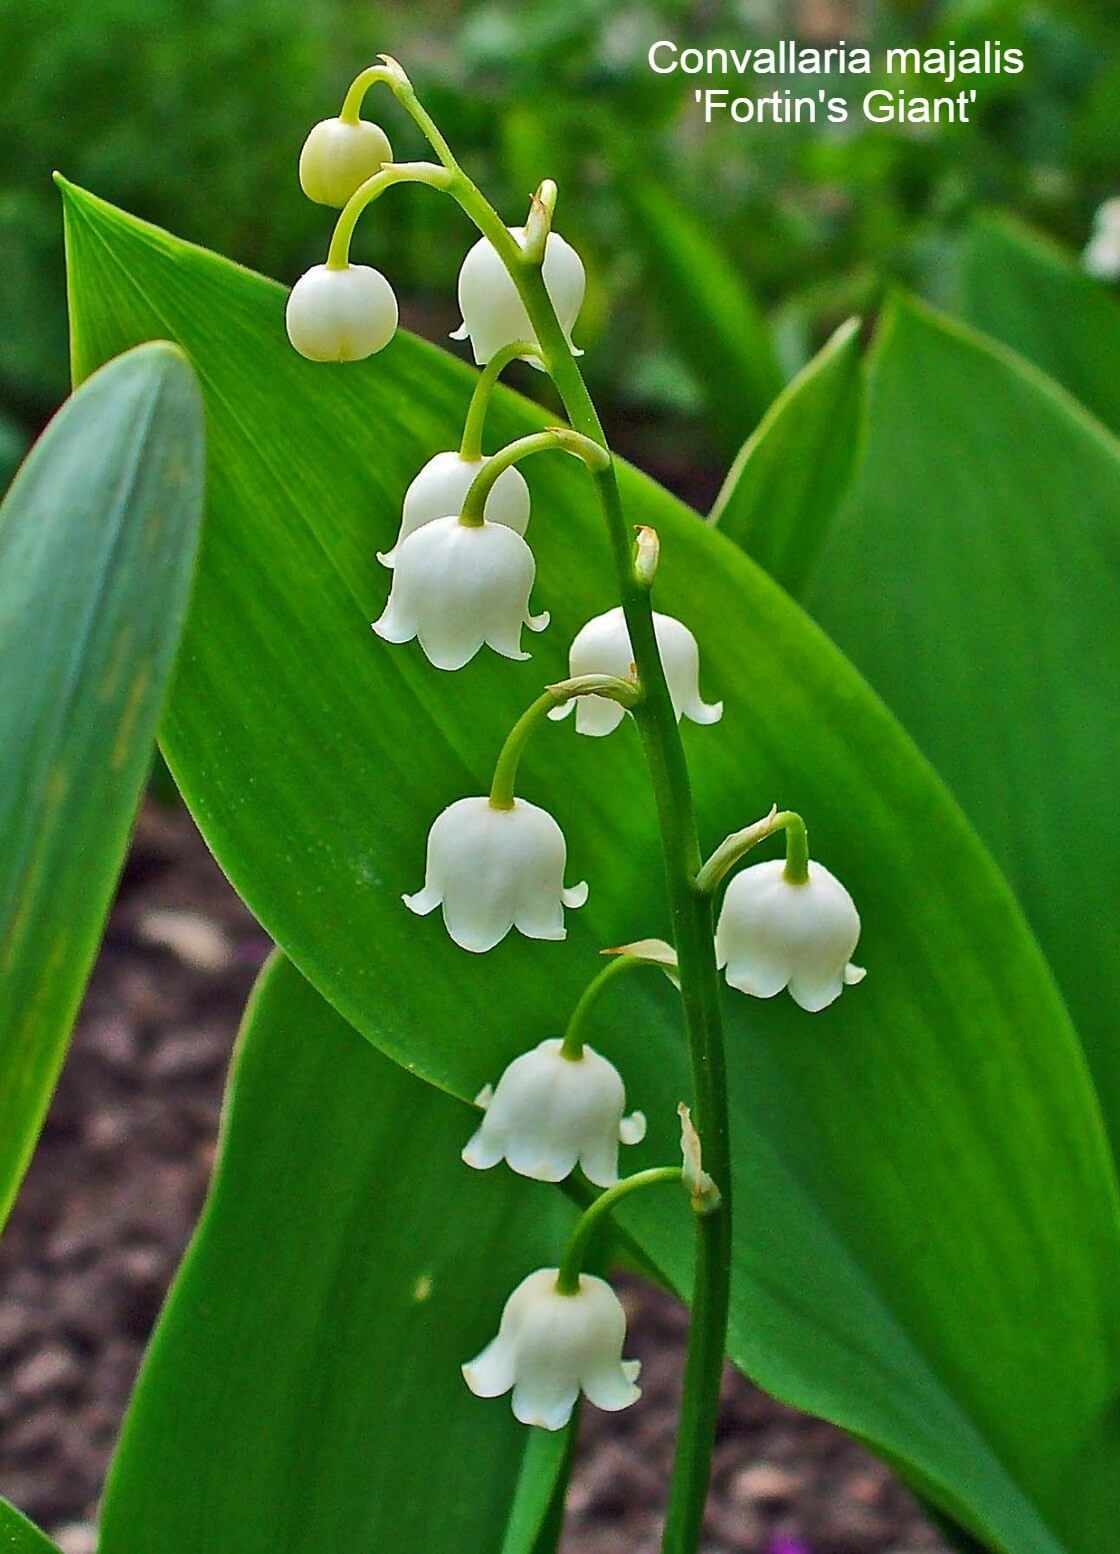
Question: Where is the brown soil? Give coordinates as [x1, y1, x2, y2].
[0, 806, 946, 1554]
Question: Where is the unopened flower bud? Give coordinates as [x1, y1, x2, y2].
[463, 1268, 641, 1429]
[549, 607, 721, 737]
[451, 228, 585, 366]
[285, 264, 398, 362]
[379, 451, 531, 567]
[373, 517, 547, 669]
[404, 796, 587, 953]
[299, 117, 393, 207]
[715, 858, 865, 1012]
[463, 1039, 645, 1187]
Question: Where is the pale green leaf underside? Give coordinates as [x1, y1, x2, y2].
[957, 213, 1120, 435]
[0, 342, 203, 1230]
[99, 953, 572, 1554]
[807, 296, 1120, 1191]
[709, 317, 862, 595]
[62, 183, 1120, 1554]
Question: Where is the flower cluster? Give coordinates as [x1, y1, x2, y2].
[287, 59, 868, 1440]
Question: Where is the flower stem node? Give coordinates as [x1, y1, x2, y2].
[452, 228, 585, 367]
[550, 607, 721, 737]
[379, 451, 530, 568]
[298, 117, 393, 207]
[404, 796, 587, 952]
[463, 1039, 646, 1187]
[715, 858, 865, 1012]
[285, 264, 398, 362]
[463, 1268, 641, 1430]
[372, 517, 547, 668]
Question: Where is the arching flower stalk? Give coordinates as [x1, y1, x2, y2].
[463, 950, 658, 1184]
[697, 808, 865, 1012]
[550, 606, 722, 738]
[404, 675, 639, 951]
[288, 57, 867, 1554]
[464, 1119, 712, 1430]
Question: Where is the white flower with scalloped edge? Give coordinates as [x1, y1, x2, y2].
[463, 1039, 646, 1187]
[463, 1268, 641, 1430]
[285, 264, 398, 362]
[451, 228, 585, 366]
[549, 606, 722, 737]
[378, 451, 531, 567]
[372, 516, 547, 670]
[404, 797, 586, 953]
[298, 117, 393, 207]
[715, 858, 865, 1013]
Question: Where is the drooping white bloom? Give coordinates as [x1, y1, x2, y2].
[298, 117, 393, 207]
[451, 228, 585, 365]
[463, 1268, 641, 1429]
[715, 858, 865, 1013]
[378, 451, 531, 567]
[463, 1039, 646, 1186]
[285, 264, 398, 362]
[372, 516, 547, 669]
[549, 606, 722, 737]
[404, 797, 587, 952]
[1084, 198, 1120, 281]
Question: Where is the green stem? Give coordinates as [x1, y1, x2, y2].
[488, 676, 640, 811]
[398, 86, 733, 1554]
[489, 205, 732, 1554]
[459, 340, 539, 460]
[460, 428, 608, 526]
[561, 954, 646, 1059]
[694, 809, 809, 895]
[327, 161, 452, 269]
[556, 1168, 683, 1295]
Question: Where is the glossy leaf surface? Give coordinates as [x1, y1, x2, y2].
[100, 953, 573, 1554]
[806, 297, 1120, 1178]
[63, 184, 1120, 1554]
[709, 318, 862, 596]
[0, 341, 203, 1229]
[957, 214, 1120, 434]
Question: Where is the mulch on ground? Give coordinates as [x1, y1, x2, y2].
[0, 805, 945, 1554]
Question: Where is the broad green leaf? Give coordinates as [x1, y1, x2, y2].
[956, 214, 1120, 434]
[617, 176, 784, 455]
[0, 341, 203, 1229]
[804, 295, 1120, 1175]
[0, 1500, 60, 1553]
[100, 952, 572, 1554]
[63, 184, 1120, 1554]
[0, 411, 28, 495]
[709, 318, 863, 596]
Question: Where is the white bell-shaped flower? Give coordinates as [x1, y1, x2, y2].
[1084, 198, 1120, 281]
[285, 264, 398, 362]
[404, 797, 587, 952]
[298, 117, 393, 207]
[373, 516, 547, 669]
[451, 228, 585, 365]
[550, 606, 722, 737]
[715, 858, 865, 1013]
[463, 1268, 641, 1429]
[463, 1039, 646, 1187]
[378, 451, 531, 567]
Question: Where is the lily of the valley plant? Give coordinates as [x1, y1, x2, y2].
[286, 55, 865, 1554]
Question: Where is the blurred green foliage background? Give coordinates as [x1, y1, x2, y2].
[1, 0, 1117, 477]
